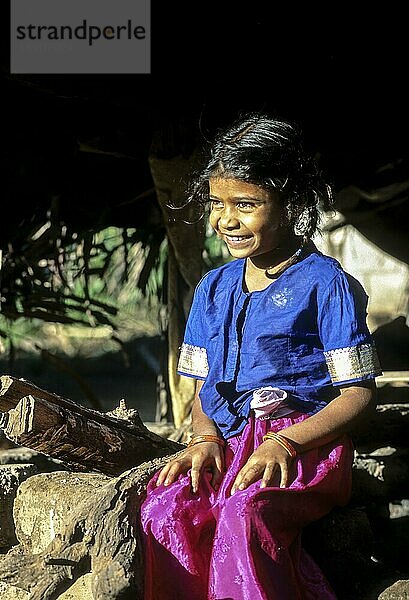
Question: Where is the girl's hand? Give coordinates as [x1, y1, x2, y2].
[156, 442, 225, 493]
[230, 438, 293, 494]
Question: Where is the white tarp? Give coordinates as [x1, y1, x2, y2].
[314, 214, 409, 333]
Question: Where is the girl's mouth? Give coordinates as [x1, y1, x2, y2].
[224, 234, 253, 248]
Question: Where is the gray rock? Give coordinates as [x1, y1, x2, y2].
[0, 464, 38, 548]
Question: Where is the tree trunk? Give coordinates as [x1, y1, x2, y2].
[148, 128, 205, 428]
[0, 375, 184, 476]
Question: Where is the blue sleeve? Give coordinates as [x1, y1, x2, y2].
[176, 274, 210, 380]
[317, 271, 383, 385]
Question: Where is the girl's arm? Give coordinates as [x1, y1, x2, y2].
[231, 381, 376, 493]
[191, 380, 220, 436]
[155, 380, 224, 493]
[279, 380, 377, 451]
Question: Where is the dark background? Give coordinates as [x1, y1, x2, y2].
[0, 4, 408, 414]
[2, 5, 408, 284]
[1, 3, 408, 226]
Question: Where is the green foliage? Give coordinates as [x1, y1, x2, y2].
[202, 222, 232, 271]
[0, 220, 167, 362]
[0, 204, 231, 367]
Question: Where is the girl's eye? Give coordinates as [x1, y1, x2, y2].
[209, 199, 256, 210]
[237, 201, 255, 209]
[210, 200, 224, 209]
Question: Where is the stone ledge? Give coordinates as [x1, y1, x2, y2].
[0, 573, 93, 600]
[14, 471, 110, 554]
[0, 464, 38, 548]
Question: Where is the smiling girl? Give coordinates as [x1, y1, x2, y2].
[139, 112, 382, 599]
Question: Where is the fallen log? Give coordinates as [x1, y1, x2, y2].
[0, 375, 184, 476]
[0, 374, 156, 435]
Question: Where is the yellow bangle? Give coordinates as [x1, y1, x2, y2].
[262, 432, 297, 458]
[188, 434, 225, 449]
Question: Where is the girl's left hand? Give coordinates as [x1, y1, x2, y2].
[230, 438, 293, 494]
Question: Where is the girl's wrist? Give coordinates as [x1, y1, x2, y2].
[262, 432, 297, 458]
[192, 429, 219, 437]
[188, 434, 226, 449]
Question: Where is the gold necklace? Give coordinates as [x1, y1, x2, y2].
[264, 246, 304, 279]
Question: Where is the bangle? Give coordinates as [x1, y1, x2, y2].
[262, 432, 297, 458]
[188, 434, 226, 449]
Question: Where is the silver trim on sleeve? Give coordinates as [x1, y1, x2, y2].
[324, 342, 382, 383]
[177, 343, 209, 378]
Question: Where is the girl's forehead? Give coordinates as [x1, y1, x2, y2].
[209, 177, 272, 201]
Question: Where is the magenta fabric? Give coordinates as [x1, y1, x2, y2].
[140, 413, 354, 600]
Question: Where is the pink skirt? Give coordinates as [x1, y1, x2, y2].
[139, 412, 354, 600]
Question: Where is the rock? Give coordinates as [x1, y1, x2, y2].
[13, 471, 110, 554]
[0, 464, 38, 548]
[0, 456, 172, 599]
[303, 507, 380, 599]
[378, 578, 409, 599]
[0, 447, 69, 472]
[389, 499, 409, 519]
[0, 573, 93, 600]
[352, 447, 409, 503]
[0, 581, 29, 599]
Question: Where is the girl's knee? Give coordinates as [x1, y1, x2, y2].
[220, 490, 262, 523]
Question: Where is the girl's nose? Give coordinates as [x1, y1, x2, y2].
[219, 207, 239, 229]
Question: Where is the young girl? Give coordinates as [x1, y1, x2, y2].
[140, 112, 382, 599]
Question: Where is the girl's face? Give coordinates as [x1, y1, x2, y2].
[209, 177, 286, 263]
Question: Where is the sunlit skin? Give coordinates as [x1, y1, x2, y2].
[208, 178, 300, 291]
[156, 177, 377, 495]
[208, 177, 285, 263]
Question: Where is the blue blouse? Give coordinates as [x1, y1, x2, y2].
[177, 245, 382, 439]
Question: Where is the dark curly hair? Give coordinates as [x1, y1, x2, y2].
[179, 112, 333, 241]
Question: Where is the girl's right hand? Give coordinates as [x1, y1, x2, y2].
[155, 441, 225, 493]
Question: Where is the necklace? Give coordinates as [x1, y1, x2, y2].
[264, 245, 304, 279]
